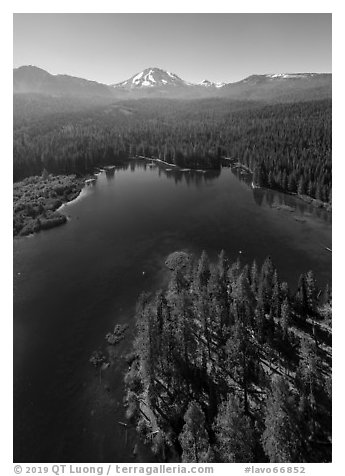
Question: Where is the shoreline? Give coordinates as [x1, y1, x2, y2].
[137, 155, 178, 168]
[136, 155, 218, 172]
[251, 177, 332, 213]
[223, 157, 331, 212]
[252, 182, 332, 213]
[56, 184, 89, 212]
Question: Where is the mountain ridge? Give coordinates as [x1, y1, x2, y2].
[13, 65, 332, 102]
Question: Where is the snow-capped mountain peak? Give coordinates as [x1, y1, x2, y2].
[112, 68, 227, 89]
[112, 67, 186, 89]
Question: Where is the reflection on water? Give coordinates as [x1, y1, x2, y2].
[126, 159, 221, 185]
[220, 160, 332, 225]
[105, 169, 115, 180]
[13, 159, 331, 463]
[251, 187, 332, 224]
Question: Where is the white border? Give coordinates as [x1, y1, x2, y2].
[3, 3, 342, 475]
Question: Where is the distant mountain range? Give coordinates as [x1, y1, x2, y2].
[13, 65, 332, 102]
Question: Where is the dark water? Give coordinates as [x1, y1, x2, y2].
[13, 161, 331, 463]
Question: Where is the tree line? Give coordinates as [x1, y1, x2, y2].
[14, 98, 331, 202]
[124, 250, 332, 463]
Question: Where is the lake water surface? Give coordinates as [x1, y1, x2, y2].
[13, 160, 331, 462]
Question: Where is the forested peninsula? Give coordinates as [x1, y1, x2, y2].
[124, 251, 332, 463]
[13, 173, 84, 236]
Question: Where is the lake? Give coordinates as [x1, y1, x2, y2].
[13, 160, 331, 462]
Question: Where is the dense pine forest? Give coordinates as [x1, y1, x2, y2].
[124, 251, 332, 463]
[13, 97, 331, 203]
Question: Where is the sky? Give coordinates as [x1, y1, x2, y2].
[13, 13, 332, 85]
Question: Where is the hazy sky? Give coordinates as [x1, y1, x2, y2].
[13, 13, 332, 84]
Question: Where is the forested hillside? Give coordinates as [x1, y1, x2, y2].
[13, 98, 331, 203]
[125, 251, 332, 463]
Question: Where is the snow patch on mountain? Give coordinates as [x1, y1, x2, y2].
[266, 73, 314, 79]
[199, 79, 225, 88]
[148, 71, 156, 83]
[132, 71, 144, 84]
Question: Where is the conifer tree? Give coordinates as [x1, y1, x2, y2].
[196, 250, 211, 290]
[214, 394, 255, 462]
[217, 249, 229, 281]
[225, 320, 255, 413]
[262, 376, 304, 463]
[179, 401, 211, 463]
[305, 270, 317, 315]
[271, 270, 281, 318]
[298, 176, 306, 195]
[296, 274, 308, 318]
[250, 260, 259, 295]
[281, 297, 291, 340]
